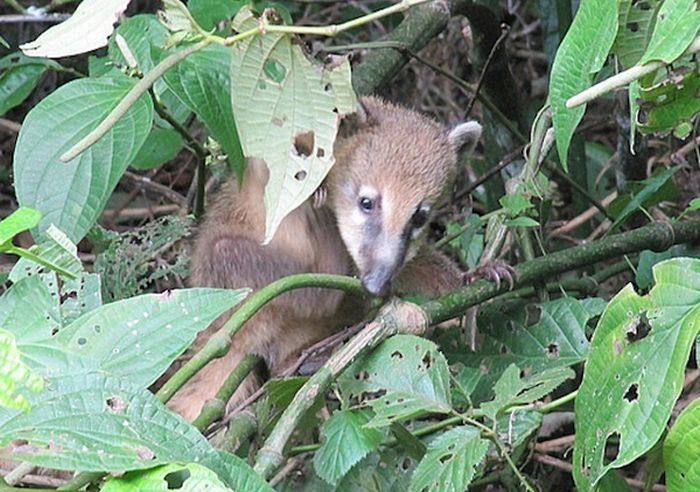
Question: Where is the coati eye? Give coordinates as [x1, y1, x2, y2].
[411, 207, 430, 229]
[359, 197, 375, 212]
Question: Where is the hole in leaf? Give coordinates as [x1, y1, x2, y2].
[391, 350, 404, 359]
[106, 396, 127, 412]
[263, 58, 287, 83]
[603, 432, 621, 466]
[293, 130, 315, 158]
[94, 325, 101, 333]
[546, 342, 560, 358]
[422, 352, 432, 369]
[324, 83, 333, 92]
[401, 457, 412, 470]
[294, 170, 307, 181]
[623, 383, 639, 402]
[438, 453, 453, 464]
[164, 468, 190, 489]
[51, 327, 59, 336]
[627, 22, 639, 32]
[77, 337, 87, 346]
[272, 117, 285, 127]
[625, 313, 651, 342]
[500, 345, 508, 354]
[316, 147, 325, 158]
[355, 370, 369, 381]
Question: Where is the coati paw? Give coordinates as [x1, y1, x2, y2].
[462, 261, 516, 290]
[312, 185, 328, 208]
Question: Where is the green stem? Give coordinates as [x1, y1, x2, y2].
[157, 274, 364, 403]
[192, 353, 263, 431]
[61, 40, 210, 162]
[5, 245, 76, 279]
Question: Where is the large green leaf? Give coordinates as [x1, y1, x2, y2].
[339, 335, 451, 428]
[55, 288, 249, 386]
[409, 425, 489, 492]
[130, 127, 183, 170]
[445, 298, 603, 404]
[230, 7, 357, 243]
[163, 44, 244, 176]
[639, 0, 700, 64]
[14, 76, 153, 242]
[574, 258, 700, 491]
[313, 409, 385, 486]
[0, 53, 52, 116]
[0, 328, 44, 411]
[102, 462, 231, 491]
[664, 397, 700, 492]
[188, 0, 246, 31]
[549, 0, 619, 169]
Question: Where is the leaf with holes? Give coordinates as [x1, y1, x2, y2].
[0, 371, 271, 492]
[163, 44, 244, 177]
[638, 71, 700, 138]
[338, 335, 451, 428]
[313, 410, 385, 485]
[479, 364, 574, 421]
[573, 258, 700, 491]
[640, 0, 700, 64]
[664, 397, 700, 491]
[54, 288, 249, 387]
[0, 328, 44, 411]
[444, 297, 604, 405]
[549, 0, 618, 169]
[9, 225, 82, 282]
[14, 76, 153, 242]
[20, 0, 131, 58]
[230, 7, 357, 243]
[408, 425, 489, 492]
[102, 462, 231, 491]
[613, 0, 662, 69]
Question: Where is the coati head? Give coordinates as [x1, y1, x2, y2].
[328, 96, 482, 297]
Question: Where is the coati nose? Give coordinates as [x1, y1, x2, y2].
[362, 264, 395, 297]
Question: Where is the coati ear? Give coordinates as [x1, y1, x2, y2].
[338, 98, 377, 138]
[448, 121, 482, 153]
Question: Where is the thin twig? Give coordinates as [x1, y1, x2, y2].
[464, 23, 510, 117]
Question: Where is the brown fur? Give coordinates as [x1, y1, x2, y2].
[167, 97, 480, 421]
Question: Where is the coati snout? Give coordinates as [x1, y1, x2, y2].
[329, 97, 482, 296]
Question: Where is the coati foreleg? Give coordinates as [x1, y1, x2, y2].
[167, 235, 345, 422]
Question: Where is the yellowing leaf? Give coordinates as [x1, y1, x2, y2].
[21, 0, 131, 58]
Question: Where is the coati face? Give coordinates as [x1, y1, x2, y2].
[329, 97, 482, 296]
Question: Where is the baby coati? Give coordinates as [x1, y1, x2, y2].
[168, 97, 482, 421]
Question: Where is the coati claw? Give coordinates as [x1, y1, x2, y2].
[463, 261, 516, 290]
[313, 185, 328, 208]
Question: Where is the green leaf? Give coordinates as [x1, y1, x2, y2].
[639, 0, 700, 64]
[636, 244, 700, 290]
[496, 410, 542, 451]
[445, 298, 603, 404]
[313, 410, 385, 485]
[500, 194, 533, 216]
[163, 44, 244, 176]
[0, 53, 50, 116]
[339, 335, 452, 428]
[596, 470, 634, 492]
[130, 127, 183, 170]
[55, 288, 249, 386]
[14, 76, 154, 242]
[0, 207, 41, 246]
[20, 0, 131, 58]
[102, 462, 232, 491]
[638, 71, 700, 137]
[0, 328, 44, 411]
[574, 258, 700, 491]
[479, 364, 574, 420]
[231, 7, 357, 242]
[108, 15, 168, 72]
[408, 425, 489, 492]
[265, 376, 308, 409]
[504, 216, 540, 228]
[549, 0, 618, 169]
[664, 398, 700, 491]
[686, 197, 700, 212]
[612, 0, 662, 69]
[189, 0, 246, 31]
[608, 166, 679, 231]
[159, 0, 203, 35]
